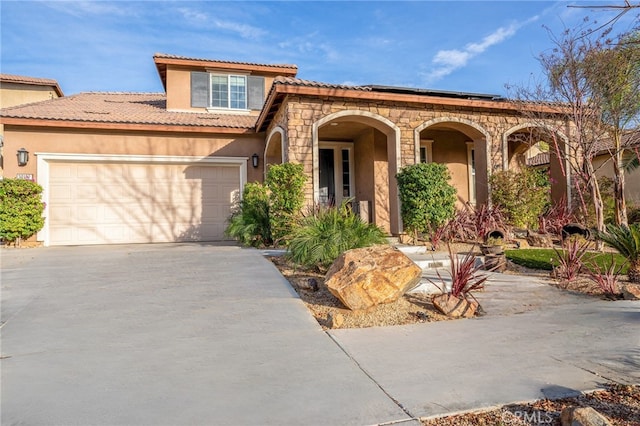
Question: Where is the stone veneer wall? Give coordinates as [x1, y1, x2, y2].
[267, 94, 569, 211]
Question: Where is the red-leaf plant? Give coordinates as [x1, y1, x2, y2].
[430, 243, 488, 300]
[552, 237, 589, 283]
[586, 255, 625, 299]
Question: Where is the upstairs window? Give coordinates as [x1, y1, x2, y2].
[211, 75, 246, 109]
[191, 72, 264, 111]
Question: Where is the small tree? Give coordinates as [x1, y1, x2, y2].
[396, 163, 457, 240]
[266, 163, 307, 245]
[0, 179, 46, 246]
[489, 167, 550, 229]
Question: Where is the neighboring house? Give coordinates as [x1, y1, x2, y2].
[592, 131, 640, 205]
[0, 74, 64, 175]
[0, 53, 570, 246]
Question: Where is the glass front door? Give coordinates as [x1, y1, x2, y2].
[318, 144, 353, 207]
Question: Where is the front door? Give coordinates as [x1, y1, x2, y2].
[318, 143, 353, 207]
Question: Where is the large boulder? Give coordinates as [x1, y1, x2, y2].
[324, 245, 422, 311]
[622, 283, 640, 300]
[560, 406, 612, 426]
[432, 294, 479, 318]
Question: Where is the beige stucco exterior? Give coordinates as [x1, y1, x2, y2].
[0, 82, 61, 108]
[1, 77, 63, 176]
[2, 126, 265, 184]
[1, 54, 574, 244]
[594, 152, 640, 205]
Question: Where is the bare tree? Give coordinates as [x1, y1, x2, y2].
[509, 26, 610, 244]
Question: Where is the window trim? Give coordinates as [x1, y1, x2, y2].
[208, 73, 249, 111]
[467, 141, 476, 205]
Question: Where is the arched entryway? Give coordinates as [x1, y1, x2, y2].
[312, 111, 401, 234]
[264, 127, 285, 177]
[414, 118, 490, 206]
[503, 124, 571, 207]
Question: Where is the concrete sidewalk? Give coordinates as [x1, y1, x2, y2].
[330, 298, 640, 419]
[1, 244, 413, 426]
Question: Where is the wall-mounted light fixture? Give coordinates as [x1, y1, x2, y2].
[252, 153, 259, 168]
[17, 148, 29, 167]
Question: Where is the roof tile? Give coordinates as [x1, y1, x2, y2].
[153, 53, 297, 71]
[0, 92, 257, 129]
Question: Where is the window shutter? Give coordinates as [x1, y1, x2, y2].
[191, 72, 209, 108]
[247, 76, 265, 110]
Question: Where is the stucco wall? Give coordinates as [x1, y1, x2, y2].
[0, 83, 60, 108]
[594, 153, 640, 205]
[2, 126, 265, 183]
[164, 65, 275, 113]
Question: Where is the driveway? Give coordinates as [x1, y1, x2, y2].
[1, 244, 638, 425]
[0, 244, 412, 426]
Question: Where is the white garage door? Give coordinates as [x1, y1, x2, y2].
[47, 162, 241, 245]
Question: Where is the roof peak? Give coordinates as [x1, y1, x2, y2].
[153, 53, 298, 70]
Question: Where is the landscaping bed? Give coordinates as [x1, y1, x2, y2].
[268, 254, 451, 329]
[421, 383, 639, 426]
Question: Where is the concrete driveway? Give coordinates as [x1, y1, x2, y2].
[1, 244, 412, 426]
[2, 243, 638, 425]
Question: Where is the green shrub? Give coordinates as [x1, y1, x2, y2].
[396, 163, 457, 239]
[266, 163, 307, 245]
[287, 202, 387, 270]
[225, 182, 271, 247]
[489, 167, 549, 229]
[0, 178, 45, 245]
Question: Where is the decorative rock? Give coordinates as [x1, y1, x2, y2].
[560, 406, 612, 426]
[622, 283, 640, 300]
[298, 278, 319, 292]
[526, 232, 554, 248]
[324, 245, 422, 311]
[327, 312, 344, 329]
[432, 294, 479, 318]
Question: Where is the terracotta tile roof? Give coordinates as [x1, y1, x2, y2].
[526, 152, 550, 167]
[153, 53, 298, 71]
[0, 92, 257, 129]
[0, 73, 64, 96]
[272, 76, 372, 91]
[592, 131, 640, 153]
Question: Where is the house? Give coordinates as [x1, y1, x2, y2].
[592, 131, 640, 205]
[0, 53, 570, 246]
[0, 73, 64, 176]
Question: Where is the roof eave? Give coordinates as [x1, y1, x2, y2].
[256, 83, 566, 131]
[0, 117, 255, 134]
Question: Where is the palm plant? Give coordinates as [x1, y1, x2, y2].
[287, 201, 387, 270]
[596, 223, 640, 283]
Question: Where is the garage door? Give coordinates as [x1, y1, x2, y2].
[47, 162, 241, 245]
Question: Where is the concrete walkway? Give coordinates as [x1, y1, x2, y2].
[1, 243, 638, 425]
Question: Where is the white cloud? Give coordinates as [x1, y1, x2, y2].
[423, 15, 539, 84]
[213, 19, 267, 40]
[278, 32, 339, 62]
[44, 1, 130, 17]
[175, 7, 266, 40]
[177, 7, 208, 24]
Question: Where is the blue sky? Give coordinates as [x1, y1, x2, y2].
[1, 1, 638, 97]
